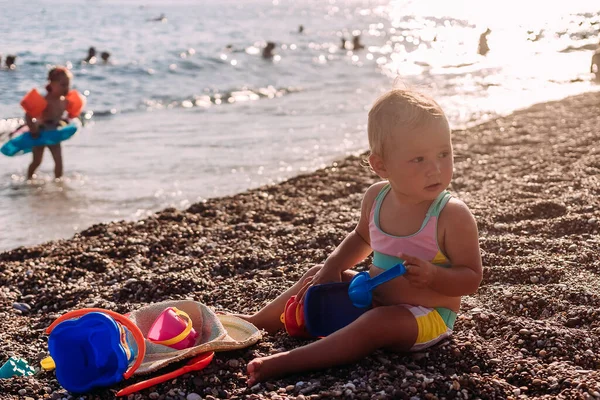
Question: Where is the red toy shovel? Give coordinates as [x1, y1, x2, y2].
[116, 352, 215, 397]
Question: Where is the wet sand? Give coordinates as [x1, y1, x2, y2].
[1, 91, 599, 399]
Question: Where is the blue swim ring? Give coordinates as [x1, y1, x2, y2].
[1, 122, 80, 157]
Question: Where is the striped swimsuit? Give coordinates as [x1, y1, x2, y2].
[369, 184, 457, 351]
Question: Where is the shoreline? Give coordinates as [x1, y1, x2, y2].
[3, 83, 600, 252]
[1, 91, 600, 399]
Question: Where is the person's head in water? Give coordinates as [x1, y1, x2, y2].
[6, 55, 16, 69]
[262, 42, 276, 58]
[101, 51, 110, 63]
[85, 47, 97, 63]
[478, 28, 491, 56]
[352, 35, 364, 50]
[298, 25, 304, 34]
[340, 37, 347, 50]
[46, 67, 72, 97]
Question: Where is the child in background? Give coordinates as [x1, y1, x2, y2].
[240, 88, 483, 385]
[25, 67, 73, 180]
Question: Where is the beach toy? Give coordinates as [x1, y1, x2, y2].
[280, 296, 311, 338]
[1, 123, 79, 156]
[348, 263, 407, 308]
[116, 352, 214, 397]
[45, 308, 146, 394]
[147, 307, 199, 350]
[0, 357, 35, 379]
[20, 89, 47, 119]
[303, 282, 369, 337]
[65, 90, 85, 118]
[40, 356, 56, 371]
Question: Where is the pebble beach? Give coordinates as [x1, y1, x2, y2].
[1, 91, 600, 399]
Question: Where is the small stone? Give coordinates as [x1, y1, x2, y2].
[227, 359, 240, 368]
[471, 365, 481, 373]
[18, 389, 27, 396]
[286, 385, 295, 392]
[13, 302, 31, 313]
[149, 393, 160, 400]
[530, 276, 539, 284]
[193, 376, 205, 386]
[187, 393, 202, 400]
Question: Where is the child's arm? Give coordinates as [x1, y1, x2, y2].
[401, 199, 482, 297]
[322, 182, 385, 272]
[297, 182, 384, 298]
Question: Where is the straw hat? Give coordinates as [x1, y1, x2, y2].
[127, 299, 261, 374]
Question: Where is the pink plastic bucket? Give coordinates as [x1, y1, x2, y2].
[147, 307, 198, 350]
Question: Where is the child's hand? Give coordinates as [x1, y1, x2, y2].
[297, 265, 341, 302]
[399, 252, 437, 289]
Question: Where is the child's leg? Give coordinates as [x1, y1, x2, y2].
[239, 265, 355, 333]
[48, 144, 63, 179]
[247, 305, 418, 385]
[27, 146, 45, 179]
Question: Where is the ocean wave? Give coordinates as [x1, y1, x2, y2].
[141, 85, 303, 111]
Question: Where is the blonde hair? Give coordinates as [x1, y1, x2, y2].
[367, 89, 448, 157]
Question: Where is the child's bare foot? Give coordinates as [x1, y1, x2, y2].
[247, 353, 289, 386]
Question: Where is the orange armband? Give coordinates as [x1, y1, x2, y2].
[65, 90, 85, 118]
[20, 89, 47, 119]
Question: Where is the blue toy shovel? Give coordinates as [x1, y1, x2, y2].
[348, 263, 407, 308]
